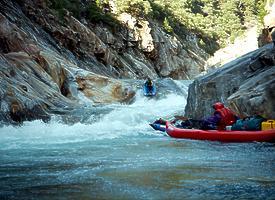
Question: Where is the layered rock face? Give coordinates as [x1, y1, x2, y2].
[16, 0, 207, 79]
[185, 45, 275, 119]
[0, 1, 135, 124]
[0, 0, 207, 124]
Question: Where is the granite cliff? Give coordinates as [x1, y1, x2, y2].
[185, 45, 275, 119]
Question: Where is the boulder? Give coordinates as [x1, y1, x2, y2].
[185, 45, 275, 119]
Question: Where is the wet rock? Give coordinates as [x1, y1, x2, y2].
[0, 52, 76, 124]
[75, 73, 136, 104]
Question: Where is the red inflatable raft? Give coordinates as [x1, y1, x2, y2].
[166, 122, 275, 143]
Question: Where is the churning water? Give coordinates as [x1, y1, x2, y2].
[0, 80, 274, 200]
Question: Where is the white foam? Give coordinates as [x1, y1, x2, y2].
[0, 81, 189, 147]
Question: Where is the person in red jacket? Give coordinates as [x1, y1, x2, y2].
[176, 102, 238, 130]
[211, 102, 238, 130]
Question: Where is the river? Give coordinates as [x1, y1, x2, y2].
[0, 80, 274, 200]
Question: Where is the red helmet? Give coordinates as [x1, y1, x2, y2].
[213, 102, 224, 110]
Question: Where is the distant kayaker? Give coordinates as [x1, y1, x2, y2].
[144, 78, 153, 91]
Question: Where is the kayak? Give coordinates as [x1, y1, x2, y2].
[166, 122, 275, 143]
[143, 84, 156, 96]
[149, 123, 166, 132]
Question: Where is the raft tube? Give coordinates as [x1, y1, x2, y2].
[166, 122, 275, 143]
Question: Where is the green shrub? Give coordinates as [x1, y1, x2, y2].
[49, 0, 81, 19]
[163, 17, 173, 33]
[48, 0, 119, 28]
[115, 0, 152, 19]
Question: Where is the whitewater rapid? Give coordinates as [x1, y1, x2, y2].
[0, 80, 189, 148]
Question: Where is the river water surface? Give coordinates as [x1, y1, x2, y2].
[0, 80, 274, 200]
